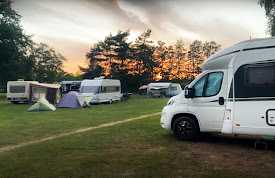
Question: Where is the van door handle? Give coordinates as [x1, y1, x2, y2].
[218, 97, 225, 105]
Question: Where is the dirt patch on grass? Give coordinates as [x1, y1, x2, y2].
[188, 135, 275, 177]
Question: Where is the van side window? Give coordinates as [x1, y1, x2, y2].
[205, 72, 223, 97]
[193, 72, 223, 97]
[231, 62, 275, 98]
[193, 75, 207, 97]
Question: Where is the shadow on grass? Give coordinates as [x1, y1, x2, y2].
[161, 132, 275, 150]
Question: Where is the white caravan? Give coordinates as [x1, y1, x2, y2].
[7, 80, 39, 103]
[147, 83, 182, 97]
[7, 80, 61, 104]
[79, 79, 122, 104]
[161, 38, 275, 140]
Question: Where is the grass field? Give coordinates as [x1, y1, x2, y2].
[1, 95, 275, 178]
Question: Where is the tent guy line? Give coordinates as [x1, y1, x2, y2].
[0, 112, 161, 154]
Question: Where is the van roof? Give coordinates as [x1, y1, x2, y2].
[8, 81, 39, 84]
[208, 37, 275, 61]
[60, 81, 82, 84]
[81, 79, 120, 86]
[148, 82, 180, 88]
[148, 83, 171, 88]
[203, 37, 275, 70]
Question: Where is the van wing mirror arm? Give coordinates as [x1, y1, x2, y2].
[184, 87, 194, 98]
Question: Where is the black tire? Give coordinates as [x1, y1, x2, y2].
[172, 116, 199, 141]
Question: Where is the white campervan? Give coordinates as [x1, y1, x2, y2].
[161, 38, 275, 140]
[79, 79, 122, 104]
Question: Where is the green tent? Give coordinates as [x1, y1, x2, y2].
[28, 98, 56, 112]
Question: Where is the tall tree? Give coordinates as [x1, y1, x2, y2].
[0, 0, 33, 87]
[131, 29, 156, 83]
[103, 31, 130, 77]
[81, 65, 103, 79]
[188, 40, 204, 75]
[259, 0, 275, 36]
[29, 43, 65, 83]
[83, 31, 131, 79]
[153, 41, 168, 80]
[175, 40, 187, 77]
[85, 44, 103, 70]
[82, 43, 105, 78]
[203, 41, 221, 58]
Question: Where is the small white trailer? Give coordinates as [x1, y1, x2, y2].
[160, 37, 275, 140]
[147, 82, 182, 97]
[7, 81, 38, 103]
[7, 80, 60, 104]
[79, 79, 122, 104]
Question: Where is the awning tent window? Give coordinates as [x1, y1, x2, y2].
[29, 83, 60, 104]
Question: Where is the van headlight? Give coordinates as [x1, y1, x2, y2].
[167, 98, 175, 105]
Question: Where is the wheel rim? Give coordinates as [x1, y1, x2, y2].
[176, 120, 194, 137]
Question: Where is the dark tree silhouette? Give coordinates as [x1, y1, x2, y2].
[29, 43, 65, 82]
[130, 29, 156, 83]
[83, 29, 221, 92]
[259, 0, 275, 36]
[0, 0, 66, 89]
[0, 0, 33, 88]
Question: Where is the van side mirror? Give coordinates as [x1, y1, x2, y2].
[184, 87, 194, 98]
[218, 97, 225, 105]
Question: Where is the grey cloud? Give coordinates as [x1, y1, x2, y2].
[117, 0, 264, 46]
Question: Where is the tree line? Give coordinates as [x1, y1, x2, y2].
[0, 0, 65, 91]
[81, 30, 221, 92]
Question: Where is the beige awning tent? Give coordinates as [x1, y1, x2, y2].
[29, 83, 60, 104]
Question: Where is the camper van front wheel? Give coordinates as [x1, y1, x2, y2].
[172, 117, 199, 141]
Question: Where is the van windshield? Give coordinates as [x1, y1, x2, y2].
[79, 86, 100, 93]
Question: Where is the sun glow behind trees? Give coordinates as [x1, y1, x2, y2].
[82, 30, 221, 91]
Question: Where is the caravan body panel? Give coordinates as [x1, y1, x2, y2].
[79, 79, 122, 104]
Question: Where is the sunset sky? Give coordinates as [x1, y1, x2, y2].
[13, 0, 268, 73]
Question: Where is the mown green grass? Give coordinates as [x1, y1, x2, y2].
[0, 95, 167, 147]
[1, 95, 275, 178]
[0, 116, 274, 178]
[0, 93, 5, 101]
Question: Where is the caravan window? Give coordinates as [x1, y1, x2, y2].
[80, 86, 100, 93]
[101, 86, 120, 93]
[10, 85, 25, 93]
[231, 62, 275, 98]
[171, 86, 178, 91]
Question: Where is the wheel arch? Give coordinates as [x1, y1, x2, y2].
[171, 113, 200, 132]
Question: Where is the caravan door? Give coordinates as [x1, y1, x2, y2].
[232, 59, 275, 136]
